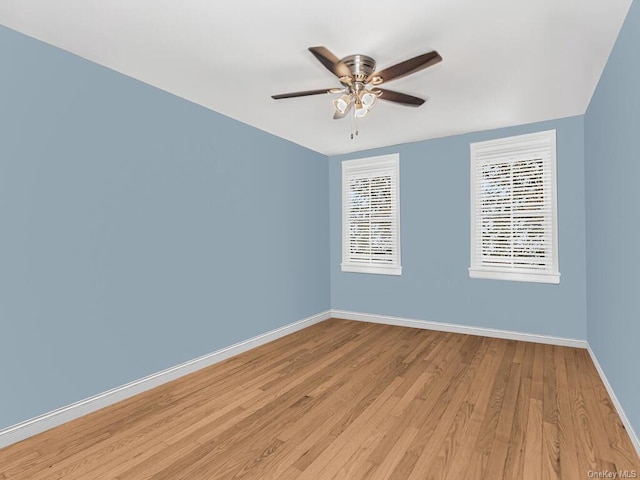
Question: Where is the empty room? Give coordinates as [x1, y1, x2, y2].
[1, 1, 639, 479]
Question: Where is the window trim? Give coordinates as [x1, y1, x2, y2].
[341, 154, 402, 276]
[469, 130, 560, 284]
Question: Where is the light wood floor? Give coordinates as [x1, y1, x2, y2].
[1, 319, 638, 479]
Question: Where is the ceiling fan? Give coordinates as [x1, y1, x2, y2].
[272, 46, 442, 133]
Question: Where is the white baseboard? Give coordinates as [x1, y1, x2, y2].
[0, 310, 332, 449]
[587, 346, 640, 458]
[331, 309, 588, 349]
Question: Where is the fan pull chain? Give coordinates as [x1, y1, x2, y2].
[350, 109, 355, 139]
[350, 108, 359, 140]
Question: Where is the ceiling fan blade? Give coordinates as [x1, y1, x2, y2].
[309, 46, 352, 79]
[373, 88, 426, 107]
[271, 88, 336, 100]
[333, 102, 353, 120]
[366, 51, 442, 85]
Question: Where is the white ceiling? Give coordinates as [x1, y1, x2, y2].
[0, 1, 633, 155]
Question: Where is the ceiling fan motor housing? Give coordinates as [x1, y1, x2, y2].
[340, 54, 376, 85]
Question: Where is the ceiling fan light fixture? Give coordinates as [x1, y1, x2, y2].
[333, 95, 351, 114]
[354, 103, 369, 118]
[360, 91, 377, 109]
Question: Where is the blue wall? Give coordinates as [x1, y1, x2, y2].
[330, 116, 587, 340]
[585, 0, 640, 438]
[0, 25, 330, 430]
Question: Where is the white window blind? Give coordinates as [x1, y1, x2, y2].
[342, 154, 401, 275]
[469, 130, 560, 284]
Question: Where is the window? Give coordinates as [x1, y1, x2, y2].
[342, 154, 401, 275]
[469, 130, 560, 284]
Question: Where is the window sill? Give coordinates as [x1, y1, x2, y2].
[469, 268, 560, 284]
[341, 264, 402, 276]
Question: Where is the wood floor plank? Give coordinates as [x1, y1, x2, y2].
[0, 319, 638, 480]
[542, 344, 561, 480]
[553, 345, 581, 480]
[502, 342, 535, 480]
[524, 398, 545, 480]
[483, 360, 522, 479]
[522, 342, 546, 480]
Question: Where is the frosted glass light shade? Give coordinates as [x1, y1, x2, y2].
[333, 95, 351, 114]
[360, 91, 377, 109]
